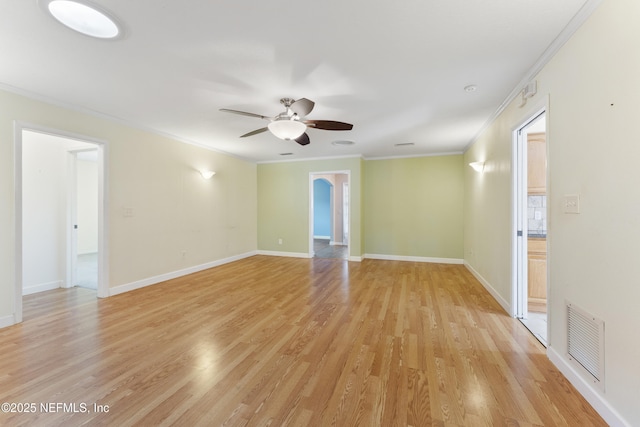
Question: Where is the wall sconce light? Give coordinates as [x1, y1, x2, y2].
[200, 170, 216, 179]
[469, 161, 485, 173]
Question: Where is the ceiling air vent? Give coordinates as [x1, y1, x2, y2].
[332, 140, 354, 146]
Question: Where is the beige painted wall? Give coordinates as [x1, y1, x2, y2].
[0, 89, 257, 326]
[464, 0, 640, 424]
[257, 157, 362, 257]
[21, 133, 69, 293]
[364, 155, 464, 260]
[107, 131, 256, 286]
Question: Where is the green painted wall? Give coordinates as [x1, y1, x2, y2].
[257, 157, 362, 257]
[257, 154, 463, 261]
[363, 155, 464, 259]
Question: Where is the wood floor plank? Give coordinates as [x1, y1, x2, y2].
[0, 256, 606, 426]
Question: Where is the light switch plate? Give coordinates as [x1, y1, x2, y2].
[563, 194, 580, 214]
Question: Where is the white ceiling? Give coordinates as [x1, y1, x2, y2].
[1, 0, 590, 163]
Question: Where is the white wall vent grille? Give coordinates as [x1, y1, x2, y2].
[567, 302, 605, 390]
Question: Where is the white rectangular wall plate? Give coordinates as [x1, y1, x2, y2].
[563, 194, 580, 214]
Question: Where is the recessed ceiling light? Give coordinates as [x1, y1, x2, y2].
[464, 85, 477, 92]
[40, 0, 122, 39]
[332, 140, 355, 146]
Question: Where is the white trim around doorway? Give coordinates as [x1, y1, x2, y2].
[510, 97, 549, 320]
[13, 122, 110, 324]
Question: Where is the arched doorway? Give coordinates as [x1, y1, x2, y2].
[310, 172, 349, 259]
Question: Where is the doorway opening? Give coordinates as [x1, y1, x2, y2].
[309, 171, 350, 260]
[513, 110, 548, 346]
[15, 124, 108, 323]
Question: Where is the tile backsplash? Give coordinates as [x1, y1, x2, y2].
[528, 195, 547, 236]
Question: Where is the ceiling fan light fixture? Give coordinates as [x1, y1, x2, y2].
[41, 0, 122, 39]
[268, 119, 306, 141]
[220, 97, 352, 146]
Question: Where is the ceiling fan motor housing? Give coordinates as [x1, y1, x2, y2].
[280, 97, 295, 108]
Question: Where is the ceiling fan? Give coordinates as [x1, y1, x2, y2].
[220, 97, 353, 146]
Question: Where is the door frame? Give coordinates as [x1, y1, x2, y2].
[512, 121, 528, 319]
[309, 170, 351, 258]
[511, 97, 548, 320]
[342, 181, 349, 245]
[14, 122, 109, 323]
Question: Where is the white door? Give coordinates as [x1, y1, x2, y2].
[70, 149, 99, 289]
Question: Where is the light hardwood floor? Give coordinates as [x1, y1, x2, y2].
[0, 256, 605, 426]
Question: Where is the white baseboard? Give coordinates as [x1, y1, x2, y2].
[363, 253, 464, 265]
[109, 251, 257, 296]
[547, 346, 631, 427]
[22, 280, 63, 296]
[257, 250, 312, 259]
[0, 314, 15, 329]
[463, 262, 510, 314]
[461, 262, 629, 426]
[313, 235, 330, 240]
[348, 256, 362, 262]
[330, 241, 345, 246]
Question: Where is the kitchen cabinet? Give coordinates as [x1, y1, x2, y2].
[527, 132, 546, 195]
[528, 238, 547, 313]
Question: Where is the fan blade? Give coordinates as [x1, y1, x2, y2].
[295, 133, 310, 146]
[240, 127, 269, 138]
[304, 120, 353, 131]
[290, 98, 315, 117]
[220, 108, 270, 120]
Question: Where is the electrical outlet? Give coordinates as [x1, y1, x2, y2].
[181, 250, 187, 258]
[278, 238, 283, 245]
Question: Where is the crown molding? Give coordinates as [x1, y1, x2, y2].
[464, 0, 605, 153]
[0, 81, 250, 162]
